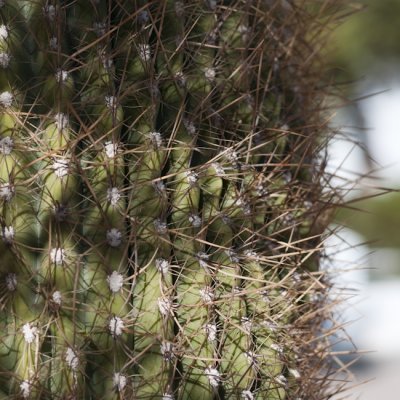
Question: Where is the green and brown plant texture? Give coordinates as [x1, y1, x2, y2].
[0, 1, 337, 399]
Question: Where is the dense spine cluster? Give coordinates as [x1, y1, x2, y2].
[0, 1, 335, 399]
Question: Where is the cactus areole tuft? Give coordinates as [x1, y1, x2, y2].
[0, 1, 338, 399]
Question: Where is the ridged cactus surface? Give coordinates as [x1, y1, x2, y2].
[0, 1, 333, 399]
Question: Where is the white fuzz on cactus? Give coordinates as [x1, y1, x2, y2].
[162, 394, 174, 400]
[0, 24, 7, 40]
[104, 141, 118, 158]
[49, 36, 58, 50]
[113, 372, 127, 392]
[5, 273, 17, 291]
[52, 291, 62, 305]
[204, 67, 216, 82]
[22, 323, 38, 344]
[65, 347, 79, 370]
[55, 69, 69, 84]
[52, 158, 70, 178]
[156, 258, 170, 275]
[200, 286, 215, 304]
[93, 22, 106, 37]
[50, 248, 65, 266]
[1, 225, 14, 243]
[241, 390, 254, 400]
[19, 380, 31, 399]
[149, 131, 163, 148]
[43, 5, 56, 20]
[289, 368, 301, 379]
[276, 374, 288, 387]
[0, 91, 13, 107]
[204, 366, 220, 388]
[54, 113, 69, 131]
[160, 341, 175, 362]
[204, 323, 217, 342]
[0, 183, 14, 201]
[107, 271, 124, 293]
[109, 316, 124, 338]
[0, 52, 10, 68]
[106, 228, 122, 247]
[185, 170, 198, 186]
[104, 95, 117, 110]
[106, 187, 121, 206]
[138, 44, 151, 61]
[158, 297, 173, 317]
[154, 219, 168, 234]
[188, 213, 201, 227]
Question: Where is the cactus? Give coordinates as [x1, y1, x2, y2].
[0, 1, 337, 399]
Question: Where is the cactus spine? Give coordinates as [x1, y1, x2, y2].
[0, 1, 336, 399]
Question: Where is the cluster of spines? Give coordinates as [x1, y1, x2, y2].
[0, 1, 332, 399]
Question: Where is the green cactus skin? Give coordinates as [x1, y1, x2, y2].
[0, 1, 336, 399]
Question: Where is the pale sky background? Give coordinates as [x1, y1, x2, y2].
[328, 82, 400, 398]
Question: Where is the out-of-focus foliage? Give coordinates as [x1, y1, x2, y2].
[336, 193, 400, 249]
[330, 0, 400, 81]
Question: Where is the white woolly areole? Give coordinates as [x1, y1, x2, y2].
[107, 271, 124, 293]
[1, 225, 14, 243]
[154, 219, 167, 234]
[52, 291, 62, 305]
[65, 347, 79, 370]
[185, 170, 198, 185]
[245, 351, 257, 366]
[163, 394, 174, 400]
[153, 180, 166, 195]
[200, 286, 214, 304]
[160, 341, 175, 362]
[113, 372, 127, 392]
[211, 162, 224, 176]
[93, 21, 106, 37]
[102, 56, 113, 70]
[43, 5, 56, 20]
[149, 131, 162, 148]
[205, 367, 220, 387]
[55, 113, 69, 130]
[49, 36, 58, 50]
[204, 67, 216, 81]
[0, 183, 14, 201]
[0, 91, 13, 107]
[289, 368, 301, 379]
[50, 248, 65, 266]
[241, 390, 254, 400]
[109, 316, 124, 337]
[22, 323, 38, 344]
[158, 297, 172, 316]
[270, 343, 283, 354]
[204, 323, 217, 342]
[107, 187, 121, 207]
[0, 25, 8, 40]
[55, 69, 69, 83]
[0, 52, 10, 68]
[183, 118, 196, 135]
[105, 95, 117, 110]
[106, 228, 122, 247]
[20, 381, 31, 399]
[52, 158, 69, 178]
[0, 136, 13, 154]
[188, 214, 201, 228]
[197, 252, 210, 269]
[241, 317, 253, 334]
[138, 43, 151, 61]
[156, 258, 170, 275]
[276, 374, 287, 386]
[226, 249, 239, 263]
[104, 141, 118, 158]
[5, 273, 17, 291]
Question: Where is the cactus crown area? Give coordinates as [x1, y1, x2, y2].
[0, 1, 340, 399]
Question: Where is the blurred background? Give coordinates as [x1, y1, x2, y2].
[326, 0, 400, 398]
